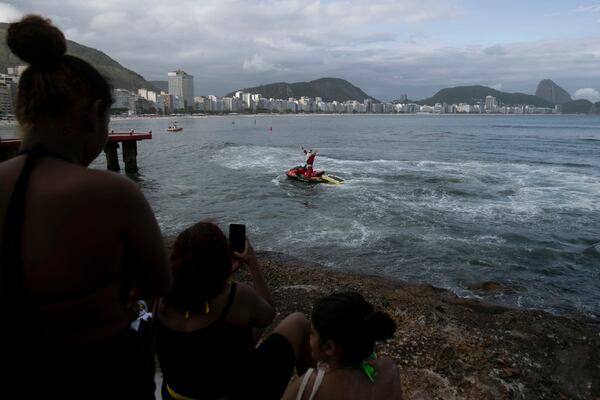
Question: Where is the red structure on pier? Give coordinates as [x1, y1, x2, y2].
[0, 131, 152, 174]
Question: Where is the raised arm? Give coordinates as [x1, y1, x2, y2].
[233, 239, 275, 327]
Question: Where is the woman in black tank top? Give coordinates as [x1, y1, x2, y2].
[0, 16, 172, 398]
[155, 222, 314, 400]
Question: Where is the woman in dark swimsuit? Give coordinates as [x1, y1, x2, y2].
[0, 16, 172, 398]
[155, 222, 312, 400]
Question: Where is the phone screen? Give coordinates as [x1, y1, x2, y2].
[229, 224, 246, 254]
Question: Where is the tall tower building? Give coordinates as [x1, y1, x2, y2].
[168, 70, 194, 111]
[485, 95, 497, 113]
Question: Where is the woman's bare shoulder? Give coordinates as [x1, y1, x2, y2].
[80, 168, 139, 191]
[70, 168, 146, 204]
[372, 357, 403, 400]
[0, 156, 25, 182]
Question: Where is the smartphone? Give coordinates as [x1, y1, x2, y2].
[229, 224, 246, 254]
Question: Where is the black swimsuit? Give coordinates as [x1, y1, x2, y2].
[0, 145, 155, 399]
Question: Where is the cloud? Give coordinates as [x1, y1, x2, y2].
[574, 4, 600, 12]
[242, 55, 279, 72]
[5, 0, 600, 100]
[484, 45, 507, 56]
[0, 2, 21, 22]
[573, 88, 600, 102]
[491, 83, 503, 90]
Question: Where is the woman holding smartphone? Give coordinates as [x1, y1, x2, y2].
[155, 221, 311, 400]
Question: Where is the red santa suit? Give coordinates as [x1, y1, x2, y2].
[303, 149, 316, 177]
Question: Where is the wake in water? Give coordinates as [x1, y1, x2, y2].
[105, 115, 600, 318]
[207, 141, 600, 318]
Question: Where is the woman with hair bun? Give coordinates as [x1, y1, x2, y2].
[155, 221, 312, 400]
[282, 292, 403, 400]
[0, 15, 171, 397]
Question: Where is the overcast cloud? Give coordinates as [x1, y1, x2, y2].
[2, 0, 599, 100]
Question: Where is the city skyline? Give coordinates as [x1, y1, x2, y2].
[1, 1, 599, 101]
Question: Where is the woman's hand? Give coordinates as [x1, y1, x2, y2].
[231, 239, 258, 272]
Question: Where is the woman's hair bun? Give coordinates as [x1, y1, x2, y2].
[364, 311, 396, 341]
[7, 15, 66, 70]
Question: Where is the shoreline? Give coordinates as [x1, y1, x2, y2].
[238, 251, 599, 399]
[257, 250, 598, 322]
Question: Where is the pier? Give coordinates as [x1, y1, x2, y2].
[0, 131, 152, 174]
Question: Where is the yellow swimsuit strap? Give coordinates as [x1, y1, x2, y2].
[166, 384, 198, 400]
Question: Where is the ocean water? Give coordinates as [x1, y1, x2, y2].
[3, 114, 599, 318]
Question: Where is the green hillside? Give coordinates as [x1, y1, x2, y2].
[149, 80, 168, 93]
[562, 99, 593, 114]
[589, 102, 600, 114]
[0, 23, 157, 93]
[418, 85, 554, 107]
[227, 77, 378, 102]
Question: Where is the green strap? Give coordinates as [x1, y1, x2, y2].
[359, 352, 377, 382]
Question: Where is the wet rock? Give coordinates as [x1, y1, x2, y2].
[467, 280, 510, 293]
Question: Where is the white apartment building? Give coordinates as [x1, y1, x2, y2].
[485, 95, 497, 113]
[138, 88, 158, 103]
[112, 89, 137, 112]
[222, 97, 233, 112]
[0, 83, 12, 115]
[456, 103, 472, 113]
[7, 65, 27, 77]
[0, 73, 18, 114]
[241, 93, 252, 109]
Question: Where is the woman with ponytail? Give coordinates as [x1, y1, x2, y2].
[0, 15, 171, 397]
[154, 221, 312, 400]
[282, 292, 403, 400]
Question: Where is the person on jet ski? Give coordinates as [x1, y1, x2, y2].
[302, 147, 318, 177]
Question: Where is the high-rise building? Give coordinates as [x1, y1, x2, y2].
[168, 70, 194, 111]
[0, 83, 12, 115]
[485, 95, 497, 113]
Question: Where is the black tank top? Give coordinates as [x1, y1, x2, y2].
[156, 282, 255, 399]
[1, 145, 71, 345]
[0, 145, 156, 398]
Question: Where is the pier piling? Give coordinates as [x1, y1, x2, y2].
[104, 141, 120, 172]
[122, 140, 138, 174]
[2, 131, 151, 174]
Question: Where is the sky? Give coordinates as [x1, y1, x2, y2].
[1, 0, 600, 101]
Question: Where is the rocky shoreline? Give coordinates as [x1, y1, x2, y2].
[237, 252, 600, 400]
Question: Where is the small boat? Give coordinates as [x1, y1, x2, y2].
[286, 166, 344, 184]
[167, 122, 183, 132]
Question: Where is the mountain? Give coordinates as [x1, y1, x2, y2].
[0, 23, 157, 93]
[562, 99, 593, 114]
[149, 80, 168, 93]
[535, 79, 572, 105]
[418, 85, 554, 107]
[227, 77, 377, 102]
[589, 102, 600, 114]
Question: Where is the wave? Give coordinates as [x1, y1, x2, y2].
[527, 160, 595, 168]
[492, 124, 600, 130]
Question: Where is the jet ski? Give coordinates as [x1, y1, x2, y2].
[286, 166, 344, 184]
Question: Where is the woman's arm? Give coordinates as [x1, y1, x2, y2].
[234, 239, 272, 305]
[281, 372, 304, 400]
[234, 239, 275, 328]
[117, 177, 172, 298]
